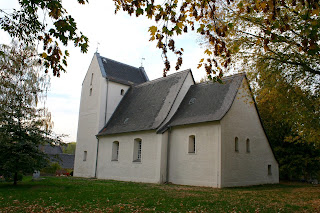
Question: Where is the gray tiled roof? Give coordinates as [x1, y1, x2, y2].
[98, 70, 191, 135]
[40, 145, 63, 155]
[165, 73, 245, 128]
[49, 154, 75, 169]
[99, 55, 148, 85]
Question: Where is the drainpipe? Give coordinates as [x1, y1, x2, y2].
[165, 127, 171, 183]
[104, 79, 109, 125]
[95, 137, 100, 178]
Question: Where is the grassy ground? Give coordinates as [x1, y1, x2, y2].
[0, 177, 319, 212]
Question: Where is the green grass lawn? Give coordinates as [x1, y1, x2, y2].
[0, 177, 319, 212]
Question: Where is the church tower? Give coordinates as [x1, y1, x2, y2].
[74, 53, 148, 177]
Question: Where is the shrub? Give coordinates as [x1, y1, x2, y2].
[41, 162, 61, 175]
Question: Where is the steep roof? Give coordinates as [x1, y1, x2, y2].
[98, 70, 191, 136]
[164, 73, 245, 129]
[49, 154, 75, 169]
[97, 53, 148, 85]
[40, 145, 63, 155]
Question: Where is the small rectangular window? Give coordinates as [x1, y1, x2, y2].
[235, 137, 239, 152]
[112, 141, 119, 161]
[137, 141, 142, 160]
[83, 151, 87, 161]
[90, 73, 94, 86]
[268, 165, 272, 175]
[246, 139, 250, 153]
[188, 135, 196, 153]
[133, 138, 142, 162]
[89, 88, 92, 96]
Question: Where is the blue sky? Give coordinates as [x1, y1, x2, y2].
[1, 0, 206, 142]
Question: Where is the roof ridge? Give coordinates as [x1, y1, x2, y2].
[100, 56, 140, 70]
[194, 72, 246, 86]
[135, 69, 191, 88]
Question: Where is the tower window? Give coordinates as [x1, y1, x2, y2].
[121, 89, 124, 95]
[188, 135, 196, 153]
[89, 88, 92, 96]
[90, 73, 94, 85]
[235, 137, 239, 152]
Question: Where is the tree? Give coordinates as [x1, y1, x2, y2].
[62, 142, 76, 154]
[249, 61, 320, 180]
[0, 42, 59, 185]
[113, 0, 319, 82]
[0, 0, 89, 77]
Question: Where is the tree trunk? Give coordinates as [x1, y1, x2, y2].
[13, 172, 18, 185]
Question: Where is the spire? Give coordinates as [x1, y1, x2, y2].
[140, 57, 145, 67]
[96, 42, 100, 53]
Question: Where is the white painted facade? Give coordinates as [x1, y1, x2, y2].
[220, 79, 279, 187]
[74, 54, 130, 177]
[97, 130, 168, 183]
[168, 122, 221, 187]
[75, 54, 279, 187]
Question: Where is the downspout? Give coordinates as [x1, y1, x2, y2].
[165, 127, 171, 183]
[104, 79, 109, 124]
[95, 137, 100, 178]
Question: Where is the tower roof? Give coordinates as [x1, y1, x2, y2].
[96, 53, 148, 85]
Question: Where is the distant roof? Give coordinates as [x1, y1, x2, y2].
[97, 53, 148, 85]
[49, 154, 75, 169]
[98, 70, 191, 136]
[40, 145, 63, 155]
[165, 73, 245, 129]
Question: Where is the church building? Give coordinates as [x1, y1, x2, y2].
[74, 53, 279, 187]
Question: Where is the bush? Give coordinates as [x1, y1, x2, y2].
[41, 162, 61, 174]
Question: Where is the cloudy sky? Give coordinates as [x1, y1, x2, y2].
[1, 0, 207, 142]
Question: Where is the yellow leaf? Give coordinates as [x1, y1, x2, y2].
[199, 58, 204, 63]
[176, 22, 183, 29]
[149, 35, 155, 41]
[41, 52, 47, 58]
[148, 26, 157, 36]
[204, 49, 212, 56]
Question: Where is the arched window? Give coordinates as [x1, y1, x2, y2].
[120, 89, 124, 95]
[188, 135, 196, 153]
[133, 138, 142, 162]
[235, 137, 239, 152]
[89, 88, 92, 96]
[112, 141, 119, 161]
[246, 139, 250, 153]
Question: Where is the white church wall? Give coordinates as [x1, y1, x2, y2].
[74, 54, 103, 177]
[157, 131, 169, 183]
[168, 122, 221, 187]
[105, 81, 130, 124]
[97, 130, 167, 183]
[220, 78, 279, 187]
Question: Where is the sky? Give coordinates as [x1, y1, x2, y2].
[0, 0, 207, 142]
